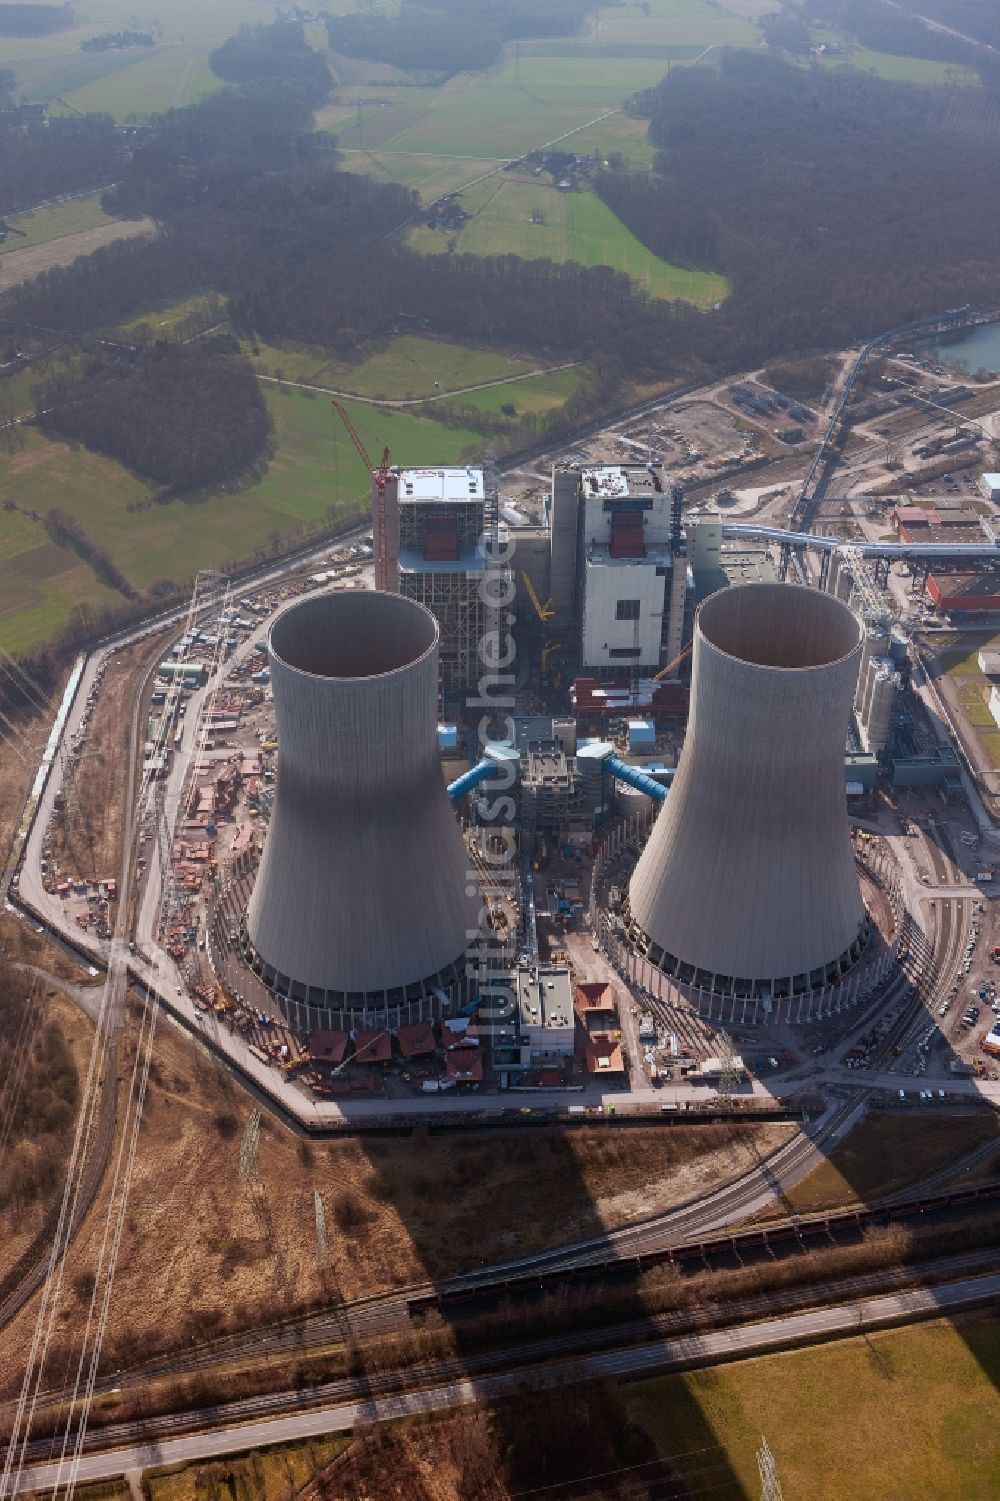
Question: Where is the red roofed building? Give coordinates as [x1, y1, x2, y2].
[574, 981, 618, 1035]
[584, 1037, 625, 1075]
[397, 1021, 437, 1058]
[354, 1029, 392, 1064]
[927, 572, 1000, 614]
[444, 1046, 483, 1083]
[309, 1029, 349, 1064]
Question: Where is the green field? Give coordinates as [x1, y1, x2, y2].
[0, 388, 482, 654]
[408, 180, 728, 306]
[247, 334, 544, 399]
[0, 193, 118, 256]
[810, 28, 981, 86]
[627, 1316, 1000, 1499]
[438, 364, 585, 420]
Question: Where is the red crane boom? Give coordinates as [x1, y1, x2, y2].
[332, 400, 392, 590]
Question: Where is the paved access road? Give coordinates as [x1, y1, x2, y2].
[8, 1273, 998, 1496]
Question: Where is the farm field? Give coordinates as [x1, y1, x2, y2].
[0, 389, 482, 653]
[626, 1315, 1000, 1499]
[0, 0, 281, 115]
[337, 148, 502, 202]
[408, 180, 729, 306]
[59, 44, 224, 118]
[247, 334, 544, 399]
[0, 192, 117, 256]
[0, 216, 154, 296]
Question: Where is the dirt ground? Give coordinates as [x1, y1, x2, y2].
[49, 632, 166, 885]
[0, 220, 155, 294]
[0, 1012, 796, 1387]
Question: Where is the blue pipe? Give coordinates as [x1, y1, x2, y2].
[447, 758, 496, 802]
[604, 755, 669, 803]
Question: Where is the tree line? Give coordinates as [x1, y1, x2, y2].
[325, 0, 590, 77]
[36, 337, 272, 493]
[0, 4, 73, 36]
[598, 50, 1000, 373]
[0, 967, 78, 1224]
[0, 115, 125, 218]
[802, 0, 983, 70]
[82, 31, 154, 52]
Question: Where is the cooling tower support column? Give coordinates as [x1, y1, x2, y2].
[244, 592, 479, 1013]
[627, 583, 867, 1004]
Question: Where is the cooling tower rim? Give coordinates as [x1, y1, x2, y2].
[696, 581, 862, 673]
[267, 590, 439, 684]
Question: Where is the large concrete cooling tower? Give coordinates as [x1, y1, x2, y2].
[244, 591, 478, 1009]
[627, 582, 867, 1000]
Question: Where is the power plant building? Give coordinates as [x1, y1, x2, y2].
[627, 583, 869, 1004]
[549, 465, 687, 675]
[393, 466, 500, 691]
[243, 591, 479, 1015]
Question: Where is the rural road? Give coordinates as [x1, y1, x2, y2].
[7, 1272, 998, 1494]
[256, 361, 580, 408]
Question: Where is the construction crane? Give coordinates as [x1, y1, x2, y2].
[521, 571, 555, 623]
[331, 400, 392, 590]
[651, 640, 692, 683]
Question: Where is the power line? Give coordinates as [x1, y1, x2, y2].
[757, 1436, 784, 1501]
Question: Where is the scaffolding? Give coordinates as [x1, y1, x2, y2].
[397, 481, 503, 692]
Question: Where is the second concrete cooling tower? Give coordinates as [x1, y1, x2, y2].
[244, 591, 478, 1009]
[627, 583, 867, 999]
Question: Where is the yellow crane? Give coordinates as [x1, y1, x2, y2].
[651, 641, 692, 683]
[521, 571, 554, 623]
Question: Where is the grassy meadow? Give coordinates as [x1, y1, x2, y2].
[627, 1315, 1000, 1500]
[408, 178, 729, 305]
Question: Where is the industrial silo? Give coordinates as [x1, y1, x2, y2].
[627, 582, 867, 1001]
[244, 591, 479, 1012]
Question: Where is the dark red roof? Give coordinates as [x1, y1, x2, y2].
[610, 511, 645, 559]
[574, 981, 617, 1016]
[444, 1047, 483, 1082]
[309, 1029, 349, 1063]
[397, 1021, 437, 1058]
[353, 1029, 392, 1064]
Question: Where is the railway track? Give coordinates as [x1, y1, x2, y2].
[0, 642, 159, 1333]
[9, 1188, 999, 1467]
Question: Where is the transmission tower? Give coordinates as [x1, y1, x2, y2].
[716, 1028, 739, 1100]
[240, 1108, 261, 1189]
[757, 1435, 784, 1501]
[314, 1189, 329, 1261]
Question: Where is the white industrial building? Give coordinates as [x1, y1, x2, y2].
[980, 473, 1000, 505]
[516, 963, 575, 1062]
[576, 466, 687, 672]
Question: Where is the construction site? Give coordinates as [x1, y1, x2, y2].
[17, 315, 1000, 1134]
